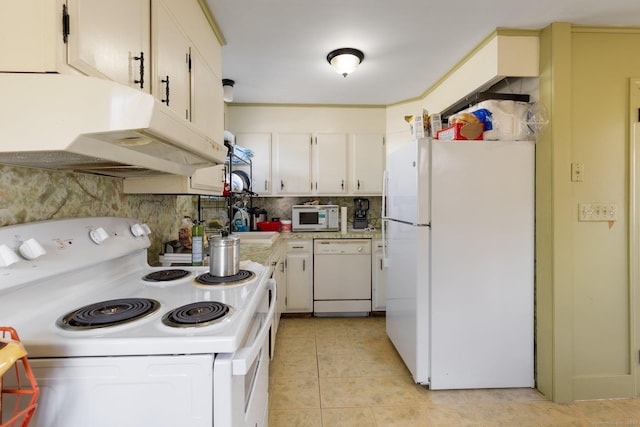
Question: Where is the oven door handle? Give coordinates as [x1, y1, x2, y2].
[231, 279, 276, 376]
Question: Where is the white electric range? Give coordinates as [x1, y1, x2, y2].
[0, 216, 274, 427]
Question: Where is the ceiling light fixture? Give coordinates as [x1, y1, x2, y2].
[326, 48, 364, 78]
[222, 79, 235, 102]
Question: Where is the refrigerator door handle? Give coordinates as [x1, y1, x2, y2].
[381, 169, 389, 268]
[381, 218, 388, 268]
[381, 169, 389, 220]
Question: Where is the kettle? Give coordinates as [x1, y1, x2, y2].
[249, 207, 267, 231]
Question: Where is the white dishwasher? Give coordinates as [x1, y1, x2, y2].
[313, 239, 372, 315]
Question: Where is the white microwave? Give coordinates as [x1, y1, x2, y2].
[292, 205, 339, 231]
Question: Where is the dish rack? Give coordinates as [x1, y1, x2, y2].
[0, 327, 39, 427]
[197, 144, 254, 234]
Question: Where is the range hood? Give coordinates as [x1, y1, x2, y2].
[0, 73, 227, 177]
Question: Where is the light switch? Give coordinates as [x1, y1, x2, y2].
[571, 162, 584, 182]
[578, 203, 617, 221]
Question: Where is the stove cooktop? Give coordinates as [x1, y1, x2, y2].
[0, 217, 269, 358]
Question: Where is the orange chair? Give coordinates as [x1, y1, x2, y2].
[0, 327, 39, 427]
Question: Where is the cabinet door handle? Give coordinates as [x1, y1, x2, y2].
[161, 75, 170, 106]
[133, 52, 145, 89]
[280, 261, 285, 272]
[265, 180, 268, 191]
[357, 179, 361, 190]
[62, 4, 70, 43]
[341, 179, 344, 190]
[302, 259, 306, 271]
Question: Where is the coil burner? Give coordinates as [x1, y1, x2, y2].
[195, 270, 255, 286]
[58, 298, 161, 330]
[162, 301, 233, 328]
[142, 269, 191, 282]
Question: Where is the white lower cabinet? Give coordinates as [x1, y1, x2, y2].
[285, 239, 313, 313]
[270, 240, 286, 358]
[372, 239, 386, 311]
[272, 241, 286, 326]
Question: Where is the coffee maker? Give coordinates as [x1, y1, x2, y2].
[249, 207, 267, 231]
[353, 198, 369, 229]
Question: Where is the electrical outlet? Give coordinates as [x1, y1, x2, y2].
[571, 162, 584, 182]
[578, 203, 617, 221]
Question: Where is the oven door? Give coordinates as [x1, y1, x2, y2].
[214, 279, 276, 427]
[12, 354, 215, 427]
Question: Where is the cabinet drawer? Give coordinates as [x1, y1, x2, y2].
[286, 240, 312, 253]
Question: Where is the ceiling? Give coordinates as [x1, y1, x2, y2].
[205, 0, 640, 106]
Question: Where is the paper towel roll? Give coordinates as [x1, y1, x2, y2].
[341, 206, 347, 234]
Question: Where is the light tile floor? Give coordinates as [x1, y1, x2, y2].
[268, 316, 640, 426]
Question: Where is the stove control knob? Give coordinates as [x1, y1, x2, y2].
[130, 223, 145, 237]
[0, 244, 20, 267]
[89, 227, 110, 245]
[141, 223, 152, 235]
[18, 238, 46, 260]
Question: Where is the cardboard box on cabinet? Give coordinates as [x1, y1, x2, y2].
[410, 114, 428, 138]
[436, 122, 484, 140]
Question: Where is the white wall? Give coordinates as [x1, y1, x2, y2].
[226, 105, 385, 134]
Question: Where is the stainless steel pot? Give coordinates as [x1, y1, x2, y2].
[209, 233, 240, 276]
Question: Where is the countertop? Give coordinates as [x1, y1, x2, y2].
[278, 229, 381, 240]
[240, 229, 381, 265]
[159, 229, 382, 267]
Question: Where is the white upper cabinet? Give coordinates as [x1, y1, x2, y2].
[66, 0, 150, 91]
[190, 47, 223, 141]
[0, 0, 57, 72]
[262, 131, 384, 196]
[1, 0, 224, 143]
[1, 0, 150, 90]
[352, 133, 385, 194]
[235, 133, 273, 195]
[152, 0, 223, 141]
[153, 0, 192, 121]
[314, 133, 348, 194]
[274, 133, 312, 195]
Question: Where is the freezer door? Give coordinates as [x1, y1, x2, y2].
[385, 220, 430, 384]
[385, 138, 430, 225]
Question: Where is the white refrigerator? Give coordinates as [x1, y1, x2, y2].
[382, 138, 535, 389]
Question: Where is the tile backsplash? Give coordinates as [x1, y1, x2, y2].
[0, 164, 190, 263]
[0, 164, 382, 263]
[255, 196, 382, 229]
[194, 196, 382, 230]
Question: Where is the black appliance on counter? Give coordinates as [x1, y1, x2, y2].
[353, 198, 369, 229]
[249, 207, 267, 231]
